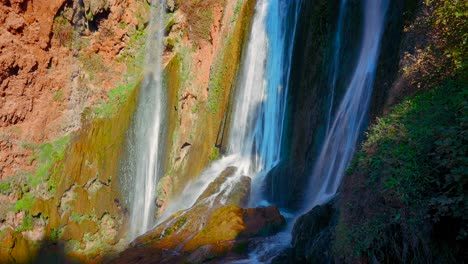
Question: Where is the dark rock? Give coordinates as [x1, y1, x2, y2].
[274, 200, 337, 264]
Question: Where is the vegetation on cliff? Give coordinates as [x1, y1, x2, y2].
[336, 75, 466, 262]
[333, 1, 467, 261]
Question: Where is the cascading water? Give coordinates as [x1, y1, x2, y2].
[325, 0, 347, 134]
[160, 0, 298, 220]
[305, 0, 389, 209]
[123, 2, 166, 239]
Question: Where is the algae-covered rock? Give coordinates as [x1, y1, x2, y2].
[119, 204, 285, 263]
[183, 205, 245, 251]
[62, 221, 84, 241]
[195, 166, 251, 207]
[1, 228, 15, 249]
[10, 232, 32, 263]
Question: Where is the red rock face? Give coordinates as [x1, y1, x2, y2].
[0, 0, 146, 179]
[0, 0, 71, 178]
[0, 0, 67, 126]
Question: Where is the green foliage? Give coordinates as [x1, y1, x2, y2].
[0, 181, 11, 195]
[53, 16, 74, 48]
[233, 0, 242, 21]
[16, 214, 34, 232]
[50, 228, 61, 241]
[92, 82, 136, 118]
[70, 212, 82, 223]
[70, 212, 92, 224]
[162, 216, 187, 238]
[29, 135, 70, 189]
[429, 0, 468, 69]
[13, 193, 35, 212]
[335, 76, 467, 260]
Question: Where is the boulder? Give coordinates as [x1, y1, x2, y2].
[115, 205, 285, 263]
[273, 200, 336, 264]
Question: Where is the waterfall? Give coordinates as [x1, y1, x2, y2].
[123, 2, 166, 239]
[305, 0, 389, 209]
[325, 0, 347, 134]
[160, 0, 298, 220]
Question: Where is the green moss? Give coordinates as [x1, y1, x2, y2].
[13, 193, 35, 212]
[206, 0, 255, 113]
[208, 147, 220, 161]
[92, 82, 137, 118]
[50, 228, 62, 241]
[184, 205, 244, 251]
[162, 216, 187, 238]
[28, 135, 70, 190]
[53, 90, 64, 102]
[93, 28, 146, 119]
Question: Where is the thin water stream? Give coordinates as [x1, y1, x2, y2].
[304, 0, 389, 210]
[122, 2, 166, 239]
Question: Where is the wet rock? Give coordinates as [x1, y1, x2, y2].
[62, 221, 84, 241]
[195, 166, 251, 207]
[273, 200, 336, 264]
[10, 232, 31, 263]
[240, 206, 286, 238]
[1, 228, 15, 249]
[115, 204, 285, 263]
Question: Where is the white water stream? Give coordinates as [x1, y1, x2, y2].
[305, 0, 389, 210]
[127, 2, 166, 239]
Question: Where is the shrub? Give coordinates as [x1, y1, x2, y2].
[335, 76, 466, 262]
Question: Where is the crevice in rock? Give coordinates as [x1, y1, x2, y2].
[88, 8, 110, 32]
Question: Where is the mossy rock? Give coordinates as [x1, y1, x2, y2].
[81, 219, 99, 235]
[183, 205, 244, 251]
[126, 204, 284, 263]
[89, 185, 119, 218]
[69, 186, 92, 216]
[10, 232, 32, 263]
[1, 228, 15, 249]
[62, 221, 84, 241]
[195, 166, 251, 207]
